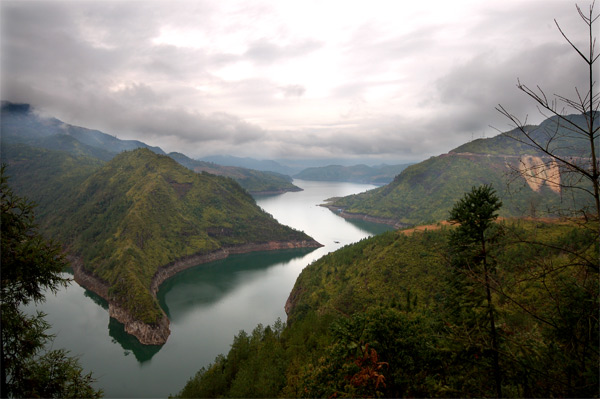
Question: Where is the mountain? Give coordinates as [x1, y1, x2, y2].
[0, 102, 301, 195]
[293, 163, 412, 184]
[200, 155, 296, 176]
[1, 146, 321, 345]
[170, 152, 301, 194]
[1, 101, 165, 158]
[325, 114, 594, 227]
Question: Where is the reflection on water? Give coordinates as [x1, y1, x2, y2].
[343, 217, 394, 236]
[83, 289, 108, 310]
[107, 318, 163, 363]
[157, 248, 314, 320]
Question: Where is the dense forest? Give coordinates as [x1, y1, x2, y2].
[176, 195, 598, 398]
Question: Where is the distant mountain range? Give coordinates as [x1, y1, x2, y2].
[200, 155, 297, 176]
[326, 113, 595, 227]
[293, 163, 413, 185]
[0, 102, 301, 194]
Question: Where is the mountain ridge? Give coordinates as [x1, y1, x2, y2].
[0, 101, 301, 195]
[326, 113, 595, 226]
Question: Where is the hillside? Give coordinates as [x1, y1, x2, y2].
[169, 152, 301, 194]
[0, 102, 301, 195]
[200, 154, 296, 176]
[2, 147, 321, 345]
[294, 163, 412, 184]
[1, 101, 164, 159]
[176, 218, 598, 398]
[326, 114, 594, 227]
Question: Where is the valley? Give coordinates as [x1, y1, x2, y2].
[21, 180, 391, 397]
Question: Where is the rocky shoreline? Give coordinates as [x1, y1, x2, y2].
[71, 239, 322, 346]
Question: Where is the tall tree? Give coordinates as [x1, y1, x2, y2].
[0, 165, 102, 398]
[448, 184, 503, 398]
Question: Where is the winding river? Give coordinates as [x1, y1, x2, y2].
[24, 179, 393, 398]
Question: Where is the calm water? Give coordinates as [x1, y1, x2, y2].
[25, 180, 393, 398]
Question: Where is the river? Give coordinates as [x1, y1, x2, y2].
[24, 179, 393, 398]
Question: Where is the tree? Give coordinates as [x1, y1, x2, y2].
[0, 165, 102, 398]
[448, 184, 503, 398]
[496, 2, 599, 232]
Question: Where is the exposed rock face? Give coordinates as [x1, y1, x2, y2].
[71, 239, 321, 345]
[109, 304, 170, 345]
[519, 155, 561, 194]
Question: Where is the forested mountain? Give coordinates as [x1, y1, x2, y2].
[294, 163, 412, 184]
[1, 146, 320, 344]
[0, 102, 301, 194]
[325, 114, 595, 227]
[169, 152, 301, 194]
[176, 218, 598, 398]
[1, 102, 164, 159]
[200, 154, 296, 176]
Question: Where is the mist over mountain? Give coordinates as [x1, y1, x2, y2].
[0, 102, 301, 194]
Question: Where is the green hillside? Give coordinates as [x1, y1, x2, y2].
[294, 163, 412, 184]
[168, 152, 301, 194]
[1, 146, 319, 339]
[0, 143, 104, 221]
[176, 218, 598, 398]
[327, 114, 595, 226]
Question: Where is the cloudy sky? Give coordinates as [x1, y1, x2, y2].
[0, 0, 591, 163]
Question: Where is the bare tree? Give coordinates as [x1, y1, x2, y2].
[496, 2, 599, 235]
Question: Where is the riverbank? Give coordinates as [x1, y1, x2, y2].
[71, 239, 322, 345]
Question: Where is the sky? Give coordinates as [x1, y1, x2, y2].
[0, 0, 592, 163]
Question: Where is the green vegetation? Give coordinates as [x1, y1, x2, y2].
[294, 163, 412, 184]
[176, 208, 598, 397]
[1, 166, 102, 398]
[0, 143, 104, 221]
[447, 185, 504, 397]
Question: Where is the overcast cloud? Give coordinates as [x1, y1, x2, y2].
[0, 0, 592, 163]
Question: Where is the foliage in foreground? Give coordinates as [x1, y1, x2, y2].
[176, 208, 598, 398]
[0, 166, 102, 398]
